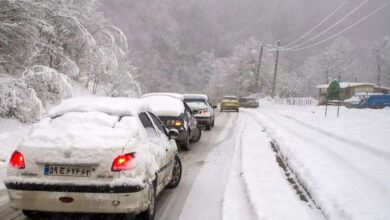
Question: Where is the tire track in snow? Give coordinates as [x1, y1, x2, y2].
[250, 110, 390, 192]
[280, 114, 390, 161]
[223, 117, 257, 220]
[247, 109, 390, 219]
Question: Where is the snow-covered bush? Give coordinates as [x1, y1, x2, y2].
[0, 77, 43, 123]
[23, 66, 74, 108]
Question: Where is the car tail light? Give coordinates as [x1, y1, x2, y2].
[10, 151, 25, 169]
[111, 153, 135, 172]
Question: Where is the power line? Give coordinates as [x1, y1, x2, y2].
[282, 0, 351, 48]
[283, 0, 369, 51]
[284, 0, 390, 52]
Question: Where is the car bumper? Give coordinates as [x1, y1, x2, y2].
[195, 116, 211, 126]
[221, 105, 239, 110]
[5, 182, 149, 214]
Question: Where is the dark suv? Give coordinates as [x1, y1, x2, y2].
[142, 93, 201, 150]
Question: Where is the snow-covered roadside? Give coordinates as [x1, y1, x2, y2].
[259, 99, 390, 156]
[225, 112, 322, 220]
[251, 102, 390, 220]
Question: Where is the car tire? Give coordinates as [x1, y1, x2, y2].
[190, 127, 201, 142]
[22, 210, 45, 219]
[167, 155, 182, 189]
[137, 179, 156, 220]
[375, 103, 385, 109]
[205, 124, 211, 131]
[211, 119, 215, 127]
[180, 137, 190, 151]
[236, 108, 239, 112]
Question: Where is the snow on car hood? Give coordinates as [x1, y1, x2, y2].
[21, 112, 141, 149]
[142, 95, 184, 117]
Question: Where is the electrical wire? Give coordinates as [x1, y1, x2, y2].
[283, 0, 369, 51]
[282, 0, 351, 48]
[284, 0, 390, 52]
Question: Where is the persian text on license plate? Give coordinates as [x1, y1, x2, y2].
[44, 165, 93, 177]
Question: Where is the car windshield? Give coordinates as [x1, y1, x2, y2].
[223, 97, 238, 101]
[242, 98, 255, 102]
[186, 101, 207, 110]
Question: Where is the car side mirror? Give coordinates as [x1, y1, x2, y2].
[168, 129, 179, 140]
[192, 110, 199, 115]
[212, 105, 217, 109]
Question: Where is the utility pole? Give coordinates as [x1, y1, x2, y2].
[377, 61, 381, 87]
[271, 40, 280, 98]
[255, 42, 264, 95]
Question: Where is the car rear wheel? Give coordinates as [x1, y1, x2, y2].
[211, 119, 215, 127]
[190, 127, 201, 142]
[205, 124, 211, 130]
[375, 103, 385, 109]
[22, 210, 46, 219]
[180, 136, 190, 151]
[137, 179, 156, 220]
[167, 155, 182, 188]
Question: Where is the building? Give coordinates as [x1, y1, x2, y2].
[315, 82, 390, 104]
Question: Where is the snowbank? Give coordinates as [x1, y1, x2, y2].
[253, 100, 390, 220]
[24, 65, 74, 108]
[142, 95, 184, 117]
[0, 77, 43, 123]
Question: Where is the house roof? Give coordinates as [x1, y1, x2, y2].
[316, 82, 376, 89]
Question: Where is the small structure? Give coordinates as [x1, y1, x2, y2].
[316, 82, 377, 104]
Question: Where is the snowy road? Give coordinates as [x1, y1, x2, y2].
[0, 110, 324, 220]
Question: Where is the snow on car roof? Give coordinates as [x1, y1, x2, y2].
[142, 93, 184, 100]
[183, 94, 208, 101]
[48, 97, 151, 118]
[223, 95, 238, 99]
[141, 95, 184, 117]
[22, 112, 143, 149]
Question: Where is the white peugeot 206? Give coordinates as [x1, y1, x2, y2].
[4, 97, 182, 220]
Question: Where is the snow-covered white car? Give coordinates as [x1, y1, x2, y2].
[183, 94, 217, 130]
[4, 97, 182, 220]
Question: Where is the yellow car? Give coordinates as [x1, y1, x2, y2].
[220, 96, 240, 112]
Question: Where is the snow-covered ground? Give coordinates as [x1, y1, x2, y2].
[248, 100, 390, 220]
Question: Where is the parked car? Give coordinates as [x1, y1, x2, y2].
[183, 94, 217, 130]
[345, 94, 390, 109]
[4, 97, 182, 220]
[239, 97, 259, 108]
[220, 95, 240, 112]
[142, 93, 201, 150]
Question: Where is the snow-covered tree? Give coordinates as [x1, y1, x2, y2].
[371, 36, 390, 87]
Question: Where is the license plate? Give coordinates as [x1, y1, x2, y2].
[44, 165, 93, 177]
